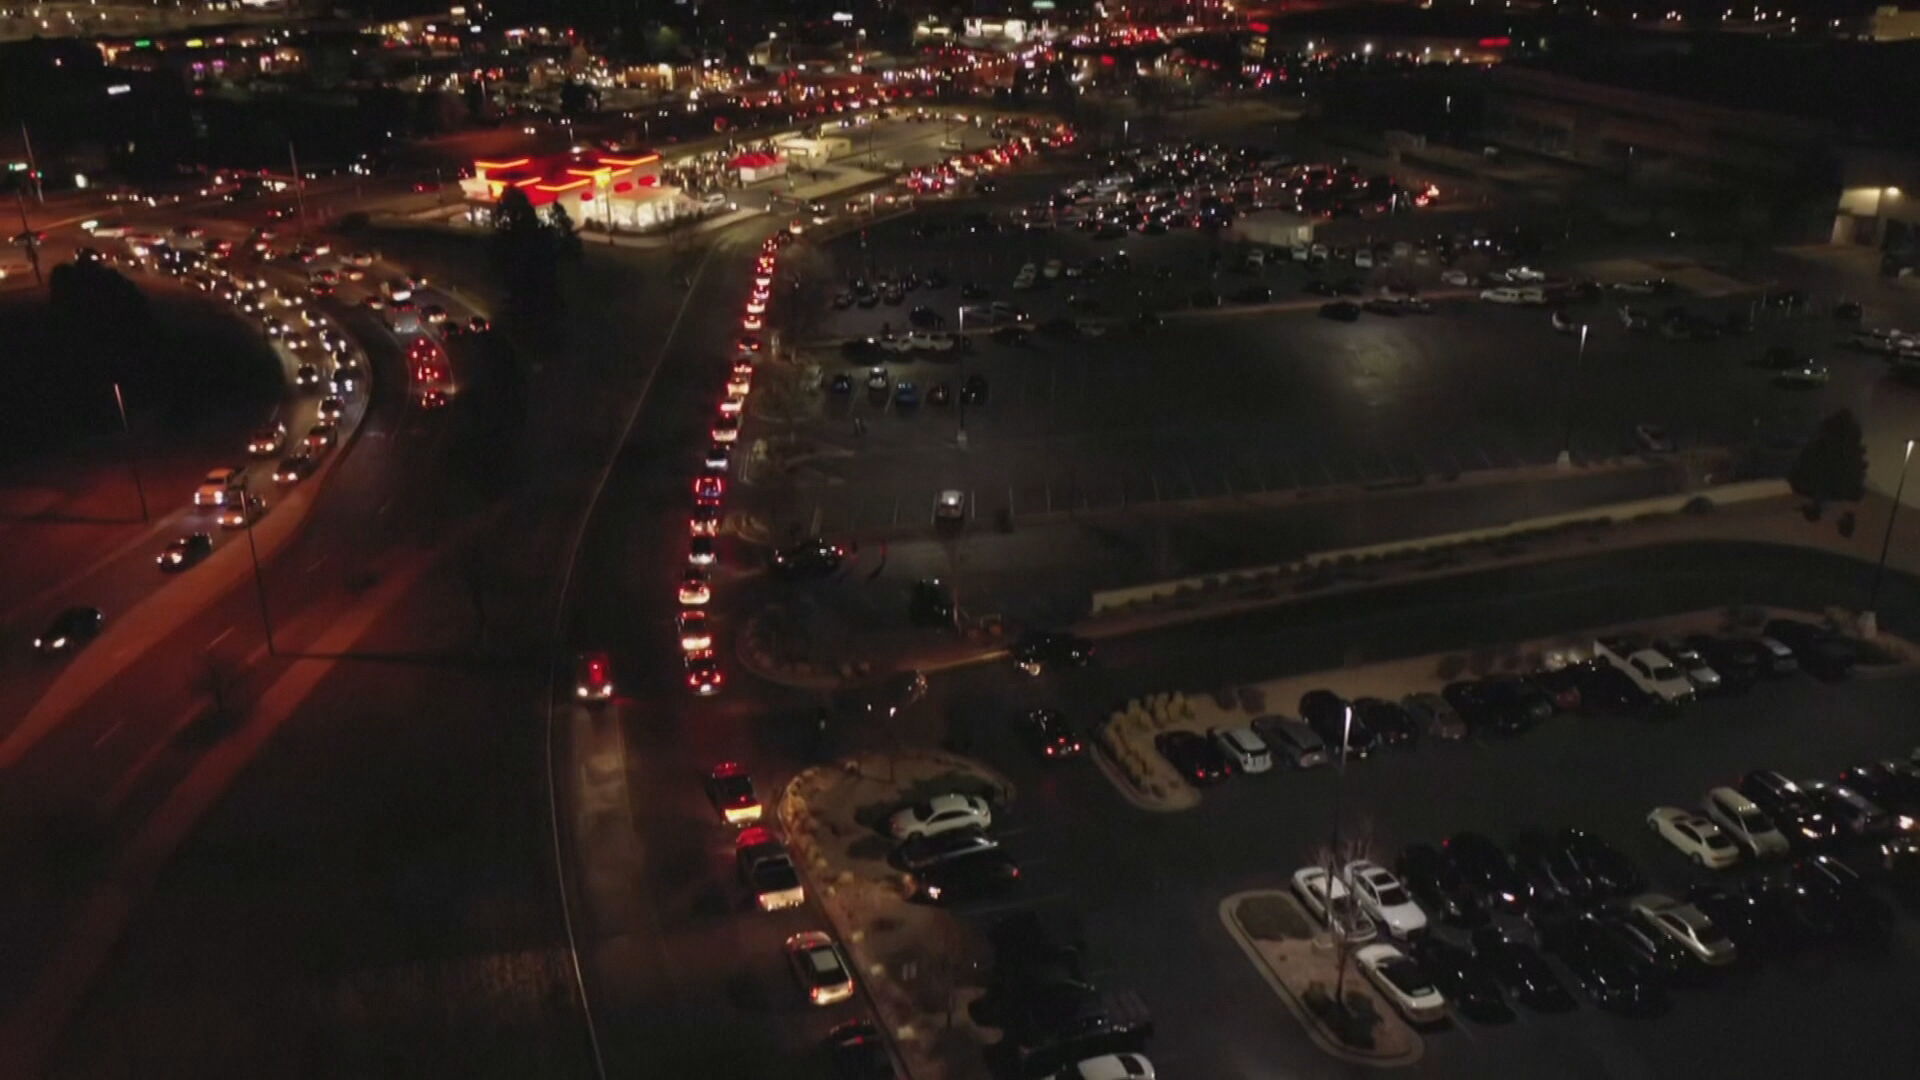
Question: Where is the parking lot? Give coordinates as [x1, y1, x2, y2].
[760, 169, 1872, 542]
[901, 560, 1920, 1078]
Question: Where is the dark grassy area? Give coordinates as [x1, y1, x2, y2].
[0, 287, 281, 469]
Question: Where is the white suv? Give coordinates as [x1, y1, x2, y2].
[193, 467, 247, 507]
[1212, 726, 1271, 773]
[1701, 787, 1790, 858]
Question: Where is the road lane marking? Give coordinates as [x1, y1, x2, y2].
[305, 554, 330, 574]
[91, 719, 126, 749]
[207, 625, 237, 650]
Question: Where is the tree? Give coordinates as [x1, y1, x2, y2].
[547, 201, 584, 259]
[48, 260, 151, 384]
[1790, 409, 1868, 505]
[490, 187, 563, 330]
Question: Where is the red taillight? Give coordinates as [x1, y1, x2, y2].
[1044, 745, 1055, 756]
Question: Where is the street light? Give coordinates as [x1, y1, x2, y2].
[1866, 437, 1915, 638]
[1557, 323, 1588, 468]
[243, 505, 277, 657]
[110, 382, 149, 522]
[956, 305, 969, 448]
[1324, 703, 1356, 1002]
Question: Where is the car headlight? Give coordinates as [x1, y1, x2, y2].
[1900, 815, 1916, 831]
[51, 637, 67, 649]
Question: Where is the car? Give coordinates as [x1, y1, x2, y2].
[1212, 726, 1272, 773]
[726, 369, 752, 397]
[678, 567, 711, 605]
[889, 793, 992, 840]
[1155, 730, 1233, 786]
[1509, 831, 1590, 910]
[1653, 640, 1722, 694]
[1482, 675, 1556, 730]
[829, 372, 854, 395]
[934, 489, 967, 523]
[273, 454, 315, 485]
[1318, 300, 1362, 321]
[1573, 663, 1656, 716]
[1249, 715, 1329, 768]
[961, 375, 989, 405]
[305, 424, 336, 451]
[894, 382, 920, 408]
[1362, 297, 1406, 317]
[248, 423, 287, 456]
[686, 535, 717, 567]
[1445, 832, 1529, 914]
[1298, 689, 1374, 759]
[1629, 893, 1737, 966]
[1776, 862, 1886, 942]
[685, 650, 724, 695]
[1396, 843, 1484, 926]
[1021, 709, 1085, 760]
[1413, 938, 1513, 1024]
[1011, 631, 1093, 675]
[676, 610, 712, 653]
[1557, 920, 1670, 1015]
[155, 532, 213, 572]
[564, 648, 616, 702]
[1354, 697, 1419, 748]
[1470, 924, 1575, 1011]
[1400, 692, 1467, 740]
[215, 495, 267, 529]
[1762, 618, 1856, 680]
[826, 1019, 896, 1079]
[692, 475, 724, 505]
[865, 366, 890, 393]
[317, 396, 345, 422]
[1803, 780, 1895, 839]
[787, 931, 856, 1006]
[1345, 860, 1428, 939]
[1646, 807, 1741, 869]
[711, 415, 740, 443]
[1740, 769, 1838, 847]
[1356, 943, 1446, 1024]
[689, 504, 721, 536]
[1555, 827, 1643, 897]
[895, 826, 1001, 873]
[911, 848, 1022, 904]
[771, 538, 846, 580]
[909, 579, 954, 627]
[329, 362, 364, 395]
[1697, 787, 1792, 862]
[1684, 882, 1783, 958]
[1683, 635, 1764, 693]
[1290, 866, 1377, 942]
[1839, 761, 1920, 815]
[293, 363, 322, 391]
[702, 443, 732, 473]
[706, 762, 761, 824]
[193, 466, 246, 507]
[1051, 1054, 1155, 1080]
[927, 382, 952, 406]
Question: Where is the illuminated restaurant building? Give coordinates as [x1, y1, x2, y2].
[457, 149, 696, 232]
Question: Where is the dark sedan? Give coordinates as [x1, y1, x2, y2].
[34, 605, 105, 656]
[1354, 697, 1420, 748]
[1470, 924, 1575, 1012]
[1414, 938, 1513, 1024]
[1398, 843, 1485, 926]
[1020, 709, 1084, 761]
[1555, 827, 1644, 897]
[1445, 832, 1530, 914]
[1556, 920, 1669, 1016]
[1300, 689, 1377, 759]
[1155, 730, 1233, 786]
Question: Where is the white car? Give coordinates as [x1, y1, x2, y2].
[1355, 943, 1446, 1023]
[1053, 1054, 1156, 1080]
[786, 931, 855, 1006]
[1440, 268, 1472, 287]
[1702, 786, 1792, 858]
[1629, 893, 1737, 966]
[888, 793, 991, 839]
[193, 467, 246, 507]
[1343, 860, 1428, 939]
[908, 330, 956, 352]
[1662, 644, 1722, 692]
[866, 366, 891, 391]
[1012, 271, 1037, 292]
[1290, 867, 1377, 942]
[1042, 258, 1064, 279]
[1479, 286, 1538, 305]
[1645, 806, 1741, 869]
[1213, 726, 1271, 773]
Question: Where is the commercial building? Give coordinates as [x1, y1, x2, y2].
[457, 149, 698, 232]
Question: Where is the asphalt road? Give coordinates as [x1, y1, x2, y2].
[892, 542, 1920, 1080]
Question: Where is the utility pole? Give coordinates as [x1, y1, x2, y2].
[244, 511, 277, 656]
[1557, 323, 1588, 468]
[111, 382, 149, 522]
[287, 141, 307, 234]
[1866, 437, 1916, 638]
[21, 123, 43, 204]
[13, 189, 43, 287]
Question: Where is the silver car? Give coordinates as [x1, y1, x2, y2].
[1629, 893, 1736, 966]
[1251, 715, 1328, 769]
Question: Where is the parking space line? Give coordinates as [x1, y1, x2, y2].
[1474, 446, 1495, 470]
[808, 505, 823, 536]
[888, 494, 900, 527]
[1151, 471, 1161, 502]
[1181, 463, 1199, 499]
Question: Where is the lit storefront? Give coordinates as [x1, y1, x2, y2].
[458, 150, 698, 232]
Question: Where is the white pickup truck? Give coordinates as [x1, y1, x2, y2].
[1594, 637, 1695, 705]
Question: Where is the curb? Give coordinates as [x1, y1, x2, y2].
[1088, 737, 1192, 813]
[1218, 891, 1423, 1069]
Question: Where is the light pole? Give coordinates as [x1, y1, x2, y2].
[244, 507, 277, 657]
[1866, 437, 1915, 638]
[1557, 323, 1588, 468]
[956, 305, 968, 448]
[1873, 186, 1902, 248]
[1324, 704, 1355, 1004]
[110, 382, 149, 522]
